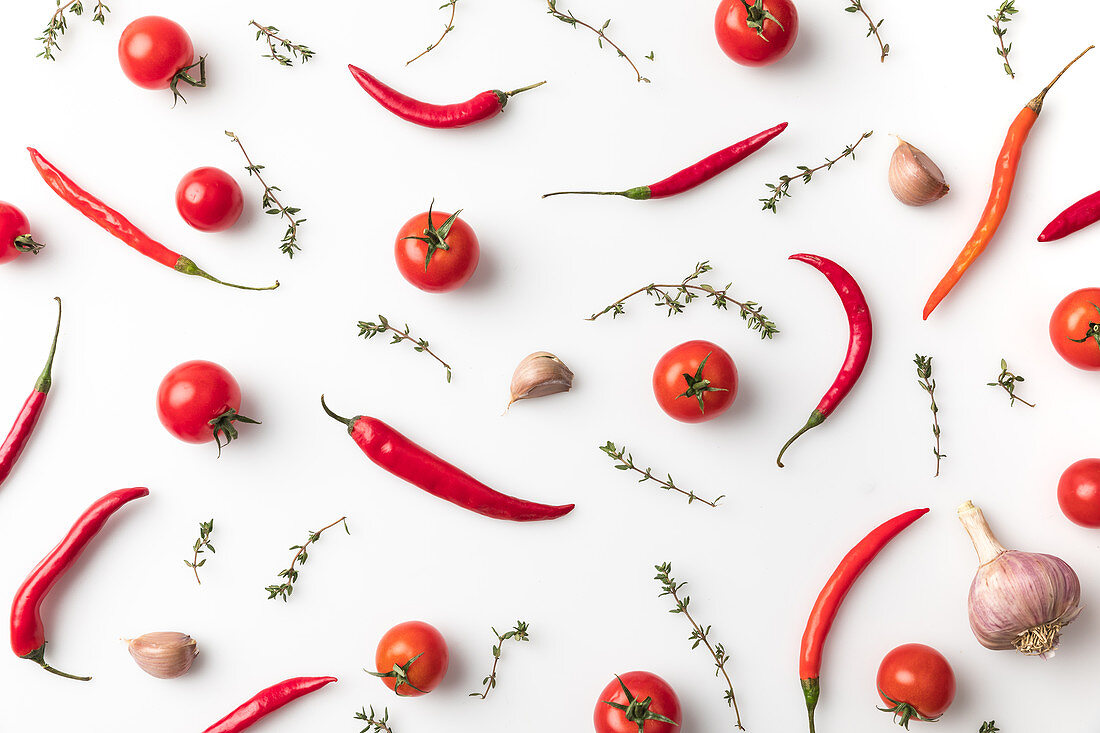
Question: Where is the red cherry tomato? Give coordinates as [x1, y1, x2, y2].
[175, 167, 244, 232]
[372, 621, 449, 697]
[652, 340, 737, 423]
[395, 203, 479, 293]
[876, 643, 956, 727]
[594, 671, 681, 733]
[156, 360, 258, 454]
[1050, 288, 1100, 370]
[118, 16, 205, 101]
[715, 0, 799, 67]
[1058, 458, 1100, 528]
[0, 202, 43, 264]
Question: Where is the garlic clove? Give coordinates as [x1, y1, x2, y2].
[888, 138, 949, 206]
[126, 632, 198, 679]
[508, 352, 574, 407]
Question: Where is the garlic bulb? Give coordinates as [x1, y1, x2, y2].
[958, 501, 1081, 656]
[508, 352, 574, 407]
[888, 138, 949, 206]
[126, 632, 198, 679]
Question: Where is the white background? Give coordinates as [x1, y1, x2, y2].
[0, 1, 1098, 731]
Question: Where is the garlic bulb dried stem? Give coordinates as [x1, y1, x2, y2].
[126, 632, 198, 679]
[888, 138, 949, 206]
[508, 352, 574, 407]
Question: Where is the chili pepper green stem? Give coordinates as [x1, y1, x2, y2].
[320, 395, 355, 431]
[22, 644, 91, 681]
[777, 410, 825, 468]
[174, 256, 279, 291]
[34, 298, 62, 394]
[542, 186, 651, 200]
[494, 81, 547, 108]
[802, 677, 819, 733]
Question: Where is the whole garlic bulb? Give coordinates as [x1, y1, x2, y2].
[888, 138, 949, 206]
[958, 501, 1081, 656]
[508, 352, 574, 407]
[126, 632, 198, 679]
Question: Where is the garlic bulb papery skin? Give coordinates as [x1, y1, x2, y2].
[958, 501, 1082, 657]
[508, 352, 574, 407]
[126, 632, 199, 679]
[888, 139, 949, 206]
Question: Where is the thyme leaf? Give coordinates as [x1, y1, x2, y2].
[265, 517, 349, 602]
[988, 1, 1017, 78]
[357, 315, 453, 383]
[844, 1, 889, 62]
[600, 442, 723, 508]
[354, 706, 394, 733]
[545, 0, 651, 83]
[987, 358, 1034, 407]
[469, 621, 531, 699]
[183, 518, 215, 585]
[249, 20, 314, 66]
[760, 130, 872, 213]
[914, 355, 945, 477]
[37, 0, 109, 61]
[225, 131, 305, 258]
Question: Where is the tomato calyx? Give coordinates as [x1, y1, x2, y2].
[877, 689, 941, 729]
[368, 652, 428, 696]
[170, 55, 207, 107]
[603, 675, 679, 733]
[403, 199, 463, 271]
[739, 0, 784, 40]
[675, 352, 728, 414]
[14, 234, 44, 255]
[1067, 302, 1100, 351]
[208, 408, 260, 458]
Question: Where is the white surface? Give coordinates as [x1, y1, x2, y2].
[0, 1, 1098, 731]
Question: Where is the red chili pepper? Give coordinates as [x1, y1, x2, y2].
[543, 122, 789, 200]
[347, 65, 545, 129]
[1039, 189, 1100, 243]
[777, 253, 872, 467]
[321, 396, 574, 521]
[27, 148, 278, 292]
[800, 507, 929, 733]
[203, 676, 337, 733]
[10, 486, 149, 680]
[0, 298, 61, 490]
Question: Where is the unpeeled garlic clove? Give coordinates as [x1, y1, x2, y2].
[508, 352, 574, 407]
[888, 138, 949, 206]
[126, 632, 198, 679]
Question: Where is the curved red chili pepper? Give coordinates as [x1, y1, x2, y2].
[27, 148, 278, 292]
[777, 253, 872, 468]
[0, 298, 61, 489]
[799, 508, 929, 733]
[543, 122, 788, 200]
[203, 676, 337, 733]
[321, 396, 574, 521]
[1038, 189, 1100, 243]
[347, 65, 545, 129]
[10, 486, 149, 680]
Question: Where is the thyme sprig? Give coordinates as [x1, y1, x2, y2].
[988, 358, 1034, 407]
[980, 723, 999, 733]
[470, 621, 531, 699]
[265, 517, 349, 602]
[357, 316, 452, 383]
[37, 0, 109, 61]
[914, 355, 945, 477]
[989, 2, 1017, 78]
[249, 20, 314, 66]
[600, 441, 723, 508]
[184, 519, 215, 585]
[587, 261, 778, 339]
[355, 706, 394, 733]
[655, 563, 744, 730]
[408, 1, 458, 65]
[844, 1, 889, 62]
[225, 131, 304, 258]
[545, 0, 651, 83]
[760, 130, 873, 213]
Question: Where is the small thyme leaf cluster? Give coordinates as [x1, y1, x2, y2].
[249, 20, 315, 66]
[988, 358, 1034, 407]
[354, 706, 394, 733]
[37, 0, 110, 61]
[184, 519, 215, 585]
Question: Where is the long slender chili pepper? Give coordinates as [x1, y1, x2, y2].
[27, 148, 279, 292]
[321, 396, 574, 521]
[203, 676, 337, 733]
[347, 65, 545, 129]
[10, 486, 148, 680]
[0, 298, 61, 490]
[1038, 189, 1100, 242]
[777, 254, 872, 467]
[542, 122, 788, 200]
[800, 507, 929, 733]
[923, 46, 1093, 319]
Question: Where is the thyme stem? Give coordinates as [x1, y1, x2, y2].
[183, 519, 215, 585]
[225, 131, 304, 258]
[354, 706, 395, 733]
[845, 1, 889, 62]
[914, 355, 945, 477]
[249, 20, 315, 66]
[600, 442, 723, 508]
[407, 1, 458, 65]
[545, 0, 650, 83]
[988, 1, 1017, 78]
[988, 358, 1034, 407]
[760, 130, 872, 213]
[357, 315, 452, 383]
[265, 517, 349, 601]
[469, 621, 530, 699]
[37, 0, 109, 61]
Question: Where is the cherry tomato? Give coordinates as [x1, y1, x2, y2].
[175, 167, 244, 232]
[715, 0, 799, 67]
[0, 202, 43, 264]
[372, 621, 449, 697]
[118, 16, 205, 102]
[1058, 458, 1100, 528]
[594, 671, 681, 733]
[156, 360, 258, 454]
[876, 643, 956, 727]
[652, 340, 737, 423]
[1050, 288, 1100, 370]
[395, 202, 479, 293]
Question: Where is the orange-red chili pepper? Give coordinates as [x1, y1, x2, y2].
[923, 46, 1093, 320]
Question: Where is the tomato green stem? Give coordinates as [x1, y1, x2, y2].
[14, 234, 44, 254]
[34, 298, 62, 395]
[174, 256, 279, 291]
[777, 410, 825, 468]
